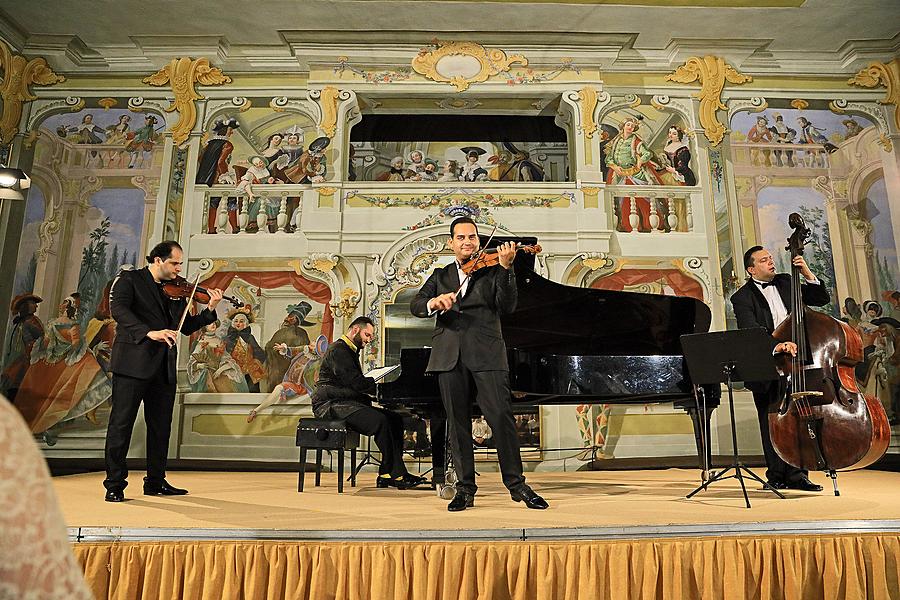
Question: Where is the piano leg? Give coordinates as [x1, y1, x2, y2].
[684, 390, 714, 479]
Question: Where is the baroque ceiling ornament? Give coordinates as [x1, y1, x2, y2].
[665, 56, 752, 147]
[848, 58, 900, 131]
[142, 57, 232, 146]
[412, 40, 527, 92]
[0, 39, 65, 146]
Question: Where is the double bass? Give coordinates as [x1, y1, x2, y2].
[769, 213, 890, 495]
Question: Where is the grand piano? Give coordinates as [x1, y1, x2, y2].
[378, 237, 720, 486]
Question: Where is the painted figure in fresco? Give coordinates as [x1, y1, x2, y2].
[419, 159, 438, 182]
[886, 292, 900, 322]
[260, 132, 292, 183]
[405, 150, 426, 180]
[377, 156, 406, 181]
[659, 125, 696, 186]
[104, 114, 132, 145]
[224, 306, 267, 393]
[248, 334, 327, 423]
[843, 118, 863, 140]
[280, 129, 306, 228]
[125, 114, 159, 168]
[472, 415, 493, 448]
[59, 113, 106, 144]
[187, 321, 249, 394]
[460, 147, 489, 182]
[234, 155, 275, 200]
[438, 159, 460, 182]
[287, 136, 330, 184]
[15, 293, 112, 435]
[84, 278, 118, 376]
[796, 116, 837, 167]
[264, 302, 313, 392]
[197, 117, 241, 234]
[487, 150, 513, 181]
[769, 114, 796, 167]
[501, 142, 544, 182]
[604, 117, 663, 233]
[746, 115, 774, 166]
[1, 293, 44, 403]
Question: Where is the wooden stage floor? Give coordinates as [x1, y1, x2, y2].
[55, 468, 900, 541]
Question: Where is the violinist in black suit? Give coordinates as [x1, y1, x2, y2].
[731, 245, 829, 492]
[103, 241, 224, 502]
[411, 217, 548, 511]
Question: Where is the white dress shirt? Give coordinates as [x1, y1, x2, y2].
[753, 275, 819, 328]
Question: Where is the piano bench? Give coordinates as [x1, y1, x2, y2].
[296, 418, 359, 493]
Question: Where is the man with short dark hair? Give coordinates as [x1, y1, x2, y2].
[311, 316, 426, 489]
[103, 241, 224, 502]
[411, 217, 548, 511]
[730, 244, 830, 492]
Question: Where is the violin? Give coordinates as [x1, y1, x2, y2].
[161, 276, 244, 307]
[460, 244, 542, 275]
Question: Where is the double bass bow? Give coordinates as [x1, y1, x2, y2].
[769, 212, 890, 495]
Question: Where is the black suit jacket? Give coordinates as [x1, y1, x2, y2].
[410, 262, 517, 373]
[109, 267, 217, 381]
[311, 338, 375, 418]
[731, 273, 830, 392]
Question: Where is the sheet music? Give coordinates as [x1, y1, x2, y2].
[364, 364, 400, 381]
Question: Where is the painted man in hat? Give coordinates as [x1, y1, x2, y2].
[125, 114, 159, 169]
[1, 293, 44, 402]
[290, 136, 329, 184]
[264, 302, 313, 391]
[197, 117, 240, 234]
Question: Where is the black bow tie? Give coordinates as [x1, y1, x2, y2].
[756, 280, 775, 289]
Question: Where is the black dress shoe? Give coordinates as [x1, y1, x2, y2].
[765, 480, 788, 490]
[105, 489, 125, 502]
[786, 476, 823, 492]
[447, 491, 475, 512]
[510, 485, 549, 509]
[143, 480, 188, 496]
[377, 473, 429, 490]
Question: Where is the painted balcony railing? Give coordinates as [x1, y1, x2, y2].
[730, 141, 832, 170]
[604, 185, 697, 234]
[201, 186, 309, 234]
[55, 141, 162, 175]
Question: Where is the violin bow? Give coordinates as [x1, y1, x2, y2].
[175, 272, 203, 338]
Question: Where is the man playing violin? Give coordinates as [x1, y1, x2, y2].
[103, 241, 224, 502]
[731, 245, 829, 493]
[411, 217, 548, 511]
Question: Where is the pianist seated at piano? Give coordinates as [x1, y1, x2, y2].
[310, 316, 427, 490]
[410, 216, 549, 511]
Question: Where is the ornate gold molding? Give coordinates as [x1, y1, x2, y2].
[665, 56, 752, 147]
[411, 40, 527, 92]
[790, 98, 809, 110]
[577, 86, 599, 138]
[318, 86, 341, 138]
[848, 58, 900, 131]
[142, 57, 231, 146]
[0, 40, 65, 146]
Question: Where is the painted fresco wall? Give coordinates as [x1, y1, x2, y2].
[1, 42, 898, 465]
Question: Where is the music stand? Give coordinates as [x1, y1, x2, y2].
[681, 328, 785, 508]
